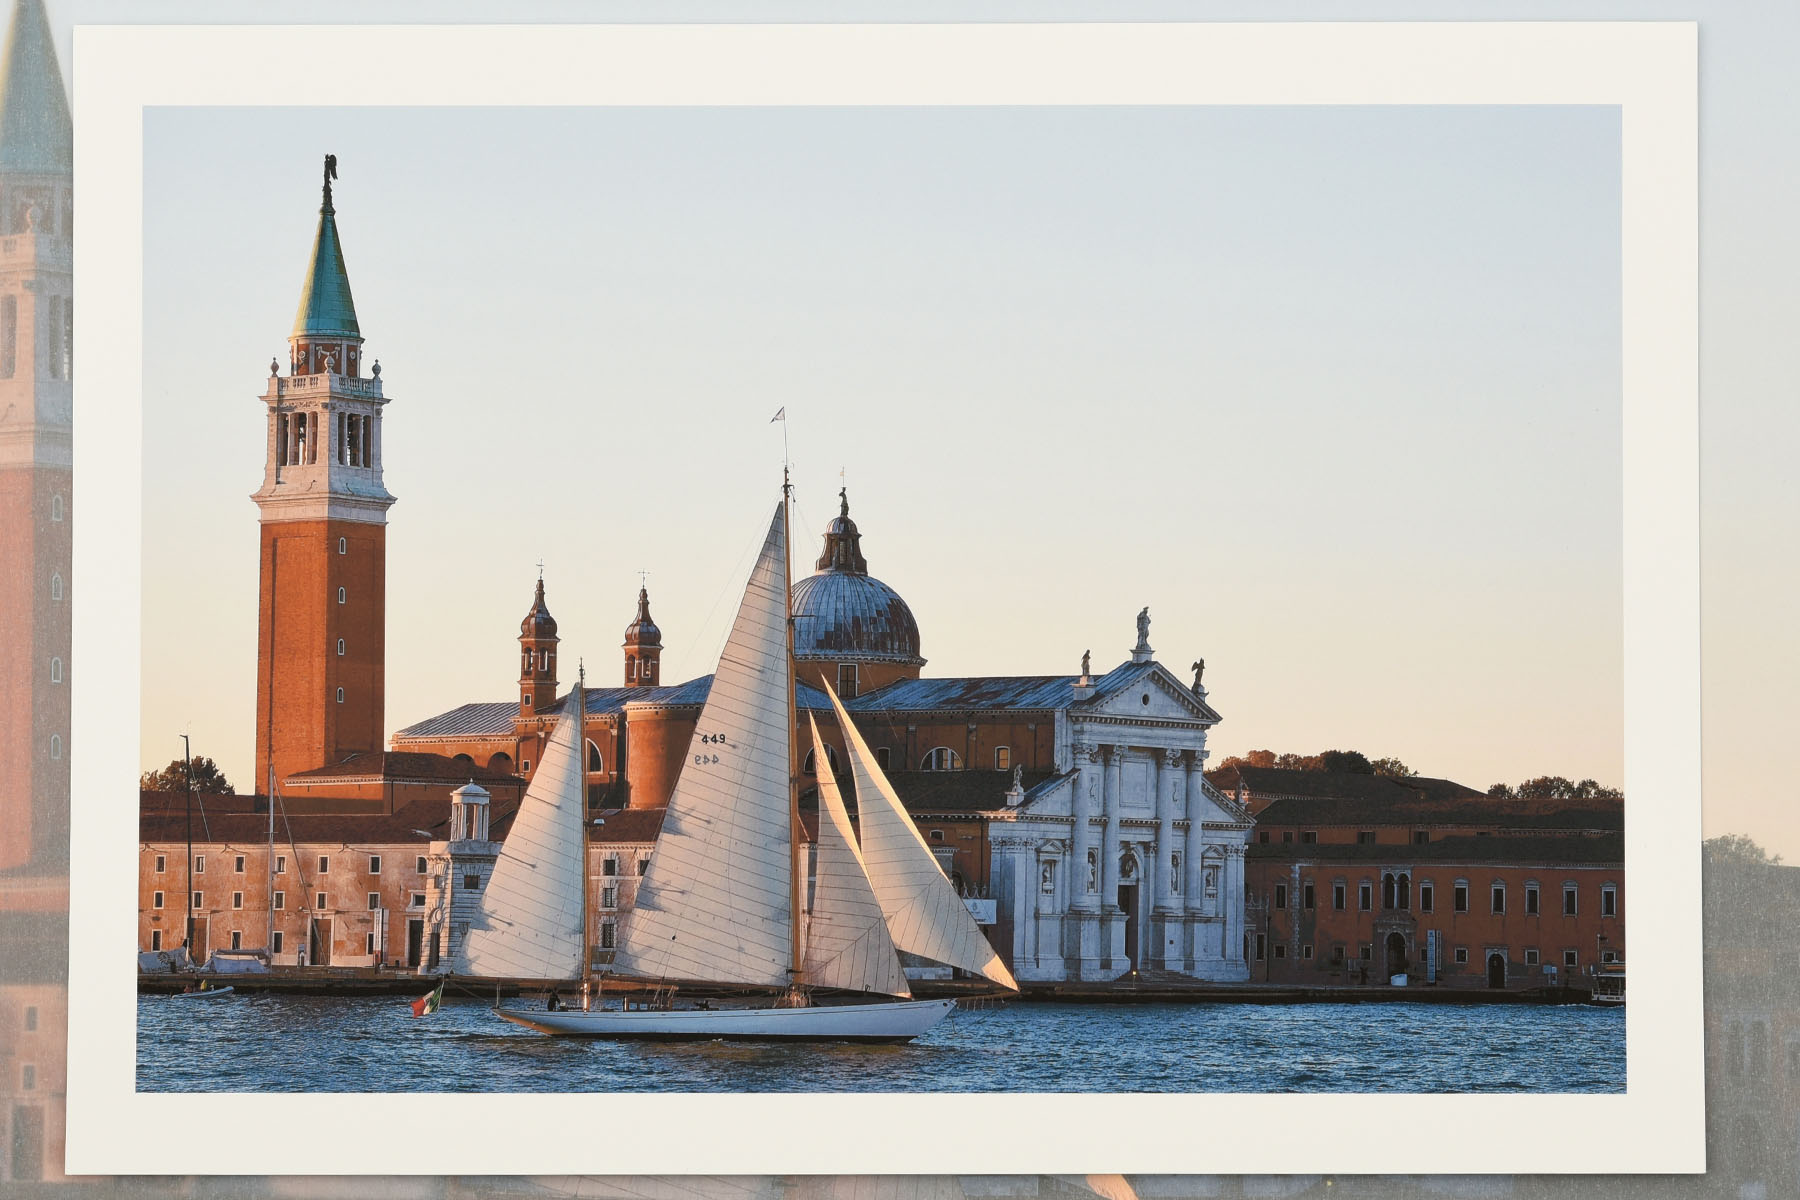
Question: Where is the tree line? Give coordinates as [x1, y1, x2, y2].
[1214, 748, 1623, 801]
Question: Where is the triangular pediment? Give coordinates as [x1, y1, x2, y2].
[1076, 663, 1220, 725]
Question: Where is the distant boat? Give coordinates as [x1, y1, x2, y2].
[170, 984, 235, 999]
[457, 480, 1016, 1041]
[1588, 963, 1625, 1007]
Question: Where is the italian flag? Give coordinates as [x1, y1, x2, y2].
[411, 979, 444, 1018]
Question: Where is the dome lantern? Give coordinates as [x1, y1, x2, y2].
[790, 490, 924, 698]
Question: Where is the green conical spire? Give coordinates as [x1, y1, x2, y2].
[0, 0, 72, 176]
[291, 156, 361, 340]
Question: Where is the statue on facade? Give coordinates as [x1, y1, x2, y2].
[1135, 607, 1151, 648]
[1080, 648, 1091, 679]
[1011, 763, 1023, 791]
[1192, 659, 1205, 692]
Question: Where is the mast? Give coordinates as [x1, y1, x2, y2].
[577, 661, 593, 1001]
[182, 734, 193, 958]
[784, 465, 803, 987]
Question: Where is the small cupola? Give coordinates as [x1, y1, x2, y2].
[518, 572, 559, 716]
[623, 584, 663, 687]
[451, 782, 491, 842]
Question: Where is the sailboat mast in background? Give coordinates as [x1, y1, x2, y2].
[784, 468, 803, 990]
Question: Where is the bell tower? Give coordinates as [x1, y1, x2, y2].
[0, 0, 72, 872]
[518, 572, 558, 716]
[622, 583, 662, 687]
[252, 156, 395, 792]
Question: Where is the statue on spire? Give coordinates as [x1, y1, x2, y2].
[322, 153, 338, 208]
[1131, 608, 1154, 664]
[839, 487, 849, 518]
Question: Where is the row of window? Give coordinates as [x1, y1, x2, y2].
[153, 853, 429, 875]
[1259, 830, 1469, 846]
[153, 889, 429, 912]
[146, 927, 402, 959]
[1274, 877, 1618, 918]
[920, 747, 1014, 771]
[1252, 938, 1604, 969]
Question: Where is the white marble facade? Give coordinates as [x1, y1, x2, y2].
[990, 657, 1253, 982]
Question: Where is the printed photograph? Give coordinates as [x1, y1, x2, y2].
[126, 97, 1629, 1095]
[7, 0, 1798, 1193]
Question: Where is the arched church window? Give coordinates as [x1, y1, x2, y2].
[50, 573, 62, 601]
[803, 744, 839, 776]
[337, 639, 346, 656]
[586, 740, 604, 773]
[49, 734, 61, 760]
[49, 657, 61, 684]
[339, 537, 347, 555]
[50, 492, 62, 521]
[338, 587, 346, 604]
[920, 747, 962, 772]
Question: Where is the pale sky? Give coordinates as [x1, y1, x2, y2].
[140, 102, 1626, 807]
[75, 0, 1800, 865]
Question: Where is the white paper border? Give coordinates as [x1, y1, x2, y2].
[69, 21, 1700, 1177]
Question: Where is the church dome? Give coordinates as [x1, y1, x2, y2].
[520, 576, 557, 639]
[790, 491, 924, 666]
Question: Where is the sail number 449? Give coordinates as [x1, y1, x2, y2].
[694, 732, 728, 765]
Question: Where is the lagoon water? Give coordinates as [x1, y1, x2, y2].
[137, 993, 1623, 1093]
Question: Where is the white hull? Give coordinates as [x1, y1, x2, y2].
[170, 986, 235, 999]
[493, 996, 956, 1042]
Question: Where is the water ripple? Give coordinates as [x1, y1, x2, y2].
[137, 994, 1624, 1093]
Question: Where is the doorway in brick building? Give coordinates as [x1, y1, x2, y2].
[1120, 884, 1139, 971]
[190, 917, 209, 966]
[309, 917, 333, 967]
[1487, 952, 1507, 988]
[1385, 933, 1408, 978]
[406, 918, 424, 968]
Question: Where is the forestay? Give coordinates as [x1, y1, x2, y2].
[801, 715, 909, 998]
[454, 683, 588, 981]
[613, 504, 796, 988]
[825, 683, 1019, 991]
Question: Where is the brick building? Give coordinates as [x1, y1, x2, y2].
[1216, 766, 1625, 989]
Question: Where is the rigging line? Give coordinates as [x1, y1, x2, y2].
[664, 518, 766, 682]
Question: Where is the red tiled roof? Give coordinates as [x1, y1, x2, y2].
[286, 751, 523, 785]
[139, 789, 526, 847]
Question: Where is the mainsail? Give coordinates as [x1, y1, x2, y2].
[824, 682, 1019, 991]
[453, 680, 589, 980]
[801, 715, 910, 998]
[612, 504, 796, 988]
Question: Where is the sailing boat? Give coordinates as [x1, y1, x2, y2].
[479, 486, 1015, 1041]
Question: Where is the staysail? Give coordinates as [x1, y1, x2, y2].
[612, 503, 795, 988]
[801, 715, 910, 998]
[824, 682, 1019, 990]
[453, 680, 589, 980]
